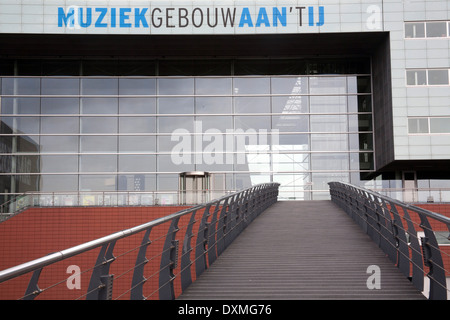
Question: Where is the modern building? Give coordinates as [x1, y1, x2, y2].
[0, 0, 449, 205]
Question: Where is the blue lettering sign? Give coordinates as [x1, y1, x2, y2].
[239, 8, 253, 27]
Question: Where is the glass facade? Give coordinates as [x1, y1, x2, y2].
[0, 58, 374, 202]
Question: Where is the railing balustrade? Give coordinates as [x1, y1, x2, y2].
[0, 183, 279, 300]
[329, 181, 450, 300]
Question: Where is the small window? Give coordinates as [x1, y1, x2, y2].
[430, 118, 450, 133]
[427, 69, 449, 85]
[405, 22, 425, 38]
[406, 70, 426, 86]
[426, 22, 447, 38]
[408, 118, 429, 134]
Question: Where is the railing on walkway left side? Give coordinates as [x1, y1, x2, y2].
[329, 181, 450, 300]
[0, 183, 279, 300]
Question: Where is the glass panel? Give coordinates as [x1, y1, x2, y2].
[405, 22, 425, 38]
[359, 152, 374, 170]
[195, 78, 232, 95]
[235, 153, 270, 171]
[158, 78, 194, 95]
[13, 155, 40, 173]
[272, 115, 308, 132]
[119, 98, 156, 114]
[119, 117, 156, 133]
[312, 172, 349, 191]
[359, 133, 373, 150]
[1, 97, 40, 114]
[272, 96, 308, 114]
[40, 136, 78, 153]
[311, 134, 348, 151]
[196, 97, 232, 114]
[406, 70, 427, 85]
[41, 117, 79, 134]
[118, 78, 156, 95]
[197, 115, 233, 132]
[80, 78, 118, 95]
[42, 60, 80, 76]
[81, 117, 118, 134]
[2, 116, 40, 134]
[81, 98, 118, 114]
[311, 153, 349, 170]
[428, 69, 449, 85]
[41, 98, 79, 114]
[311, 115, 347, 132]
[119, 136, 156, 152]
[233, 78, 270, 95]
[158, 97, 194, 114]
[272, 153, 309, 172]
[358, 95, 372, 112]
[158, 116, 194, 133]
[157, 174, 179, 191]
[273, 134, 309, 151]
[358, 114, 373, 131]
[118, 155, 156, 172]
[1, 78, 40, 95]
[40, 175, 78, 192]
[41, 78, 79, 95]
[271, 77, 308, 94]
[80, 136, 117, 153]
[117, 174, 156, 192]
[408, 118, 429, 134]
[310, 96, 346, 113]
[430, 118, 450, 133]
[426, 22, 447, 37]
[79, 174, 117, 191]
[357, 76, 371, 93]
[157, 135, 184, 152]
[14, 135, 39, 152]
[234, 97, 270, 113]
[40, 155, 78, 173]
[157, 154, 194, 172]
[309, 77, 346, 94]
[235, 116, 271, 131]
[79, 155, 117, 172]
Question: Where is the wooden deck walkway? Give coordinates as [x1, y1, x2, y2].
[178, 200, 426, 300]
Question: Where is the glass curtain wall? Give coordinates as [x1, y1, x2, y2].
[0, 58, 374, 202]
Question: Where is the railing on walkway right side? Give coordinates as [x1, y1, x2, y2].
[329, 181, 450, 300]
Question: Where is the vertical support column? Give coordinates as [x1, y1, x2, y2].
[159, 217, 180, 300]
[195, 205, 211, 277]
[130, 228, 152, 300]
[180, 209, 199, 291]
[86, 241, 116, 300]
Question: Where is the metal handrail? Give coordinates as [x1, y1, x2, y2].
[0, 182, 280, 300]
[329, 181, 450, 300]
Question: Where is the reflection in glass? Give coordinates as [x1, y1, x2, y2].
[79, 175, 117, 191]
[196, 97, 232, 114]
[41, 78, 79, 95]
[118, 155, 156, 172]
[272, 115, 308, 132]
[81, 78, 118, 95]
[158, 78, 194, 95]
[195, 78, 231, 95]
[80, 136, 117, 153]
[41, 117, 79, 134]
[234, 78, 270, 95]
[119, 98, 156, 114]
[158, 116, 194, 133]
[40, 155, 78, 173]
[234, 97, 270, 113]
[119, 117, 156, 133]
[2, 117, 40, 134]
[311, 115, 347, 132]
[40, 175, 78, 192]
[41, 98, 79, 114]
[197, 116, 233, 132]
[80, 155, 117, 172]
[311, 134, 348, 151]
[309, 77, 346, 94]
[2, 78, 40, 95]
[310, 96, 346, 113]
[2, 97, 40, 114]
[158, 97, 194, 114]
[119, 136, 156, 152]
[119, 78, 156, 95]
[81, 98, 118, 114]
[235, 116, 271, 131]
[81, 117, 117, 133]
[272, 96, 308, 114]
[271, 77, 308, 94]
[40, 136, 78, 153]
